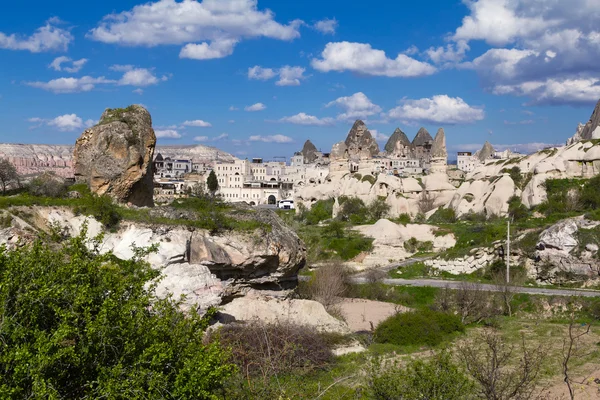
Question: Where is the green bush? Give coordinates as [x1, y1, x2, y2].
[361, 174, 376, 185]
[74, 194, 121, 229]
[0, 231, 233, 399]
[367, 197, 390, 221]
[369, 350, 474, 400]
[404, 237, 433, 253]
[395, 213, 411, 225]
[301, 199, 334, 225]
[375, 310, 464, 347]
[28, 172, 68, 198]
[508, 166, 523, 188]
[507, 195, 529, 221]
[337, 196, 369, 224]
[428, 207, 457, 223]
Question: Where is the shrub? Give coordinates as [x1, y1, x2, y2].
[216, 321, 332, 379]
[404, 237, 433, 253]
[321, 219, 346, 238]
[361, 174, 376, 185]
[304, 262, 350, 311]
[509, 166, 523, 188]
[74, 194, 121, 229]
[337, 196, 369, 224]
[367, 196, 390, 221]
[303, 199, 334, 225]
[428, 207, 457, 223]
[507, 195, 529, 221]
[28, 172, 68, 198]
[395, 213, 411, 225]
[369, 350, 474, 400]
[0, 231, 233, 399]
[375, 309, 464, 347]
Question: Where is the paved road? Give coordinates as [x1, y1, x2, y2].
[350, 276, 600, 298]
[304, 256, 600, 298]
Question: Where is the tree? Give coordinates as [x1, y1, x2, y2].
[368, 197, 390, 221]
[0, 231, 233, 399]
[0, 158, 19, 194]
[509, 166, 522, 188]
[418, 190, 437, 214]
[207, 170, 219, 196]
[507, 195, 528, 221]
[457, 329, 546, 400]
[562, 315, 592, 400]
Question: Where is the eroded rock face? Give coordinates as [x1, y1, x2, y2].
[476, 141, 495, 162]
[73, 105, 156, 207]
[343, 120, 380, 159]
[569, 99, 600, 144]
[431, 128, 448, 159]
[301, 140, 319, 163]
[384, 128, 411, 154]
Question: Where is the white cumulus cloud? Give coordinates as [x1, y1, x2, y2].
[26, 76, 115, 93]
[248, 65, 306, 86]
[249, 134, 293, 143]
[388, 95, 485, 125]
[279, 113, 334, 126]
[245, 103, 266, 112]
[313, 18, 338, 35]
[182, 119, 212, 127]
[326, 92, 382, 121]
[88, 0, 302, 60]
[193, 136, 209, 142]
[49, 56, 88, 73]
[0, 20, 73, 53]
[29, 114, 86, 131]
[311, 41, 437, 77]
[155, 129, 182, 139]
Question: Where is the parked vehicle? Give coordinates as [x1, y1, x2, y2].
[277, 199, 295, 210]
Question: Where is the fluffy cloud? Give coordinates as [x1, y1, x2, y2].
[313, 18, 338, 35]
[29, 114, 92, 132]
[453, 142, 559, 154]
[49, 57, 88, 73]
[155, 129, 182, 139]
[88, 0, 302, 59]
[182, 119, 212, 127]
[249, 134, 293, 143]
[26, 76, 115, 93]
[194, 133, 228, 142]
[248, 65, 306, 86]
[326, 92, 382, 121]
[426, 41, 470, 65]
[450, 0, 600, 105]
[311, 42, 436, 77]
[245, 103, 266, 112]
[28, 65, 167, 93]
[0, 21, 72, 53]
[193, 136, 209, 142]
[370, 129, 389, 142]
[388, 95, 485, 125]
[179, 38, 238, 60]
[279, 113, 334, 126]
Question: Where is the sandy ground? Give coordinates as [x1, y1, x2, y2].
[539, 364, 600, 399]
[338, 298, 408, 332]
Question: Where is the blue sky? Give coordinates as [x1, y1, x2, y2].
[1, 0, 599, 159]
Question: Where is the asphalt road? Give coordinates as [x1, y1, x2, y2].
[305, 256, 600, 298]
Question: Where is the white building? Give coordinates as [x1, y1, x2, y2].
[457, 152, 478, 172]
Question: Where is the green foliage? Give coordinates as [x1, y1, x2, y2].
[369, 350, 474, 400]
[394, 213, 411, 225]
[28, 172, 68, 198]
[298, 198, 334, 225]
[428, 207, 457, 223]
[0, 158, 19, 194]
[508, 166, 523, 188]
[368, 196, 390, 221]
[352, 173, 362, 180]
[322, 219, 346, 238]
[295, 224, 373, 262]
[207, 170, 219, 195]
[337, 196, 369, 224]
[580, 174, 600, 210]
[507, 195, 529, 221]
[361, 174, 376, 185]
[74, 194, 121, 229]
[375, 310, 464, 347]
[0, 232, 233, 399]
[538, 178, 585, 215]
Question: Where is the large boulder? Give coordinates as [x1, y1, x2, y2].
[73, 105, 156, 207]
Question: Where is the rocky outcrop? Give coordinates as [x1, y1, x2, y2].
[2, 206, 306, 312]
[74, 105, 156, 207]
[330, 141, 348, 161]
[568, 99, 600, 144]
[431, 128, 448, 159]
[301, 140, 319, 163]
[384, 128, 411, 154]
[476, 141, 495, 162]
[343, 120, 380, 159]
[412, 127, 433, 147]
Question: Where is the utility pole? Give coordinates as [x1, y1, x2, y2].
[506, 218, 511, 284]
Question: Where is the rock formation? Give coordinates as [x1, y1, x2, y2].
[73, 105, 156, 207]
[429, 128, 448, 173]
[343, 120, 380, 159]
[301, 140, 319, 163]
[412, 127, 433, 147]
[567, 99, 600, 144]
[476, 141, 495, 162]
[330, 141, 348, 161]
[384, 128, 411, 154]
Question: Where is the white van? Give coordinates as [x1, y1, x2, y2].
[277, 200, 295, 210]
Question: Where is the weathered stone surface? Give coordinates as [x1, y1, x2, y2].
[301, 140, 319, 163]
[330, 141, 348, 160]
[73, 105, 156, 207]
[384, 128, 411, 154]
[570, 99, 600, 143]
[476, 141, 495, 162]
[431, 128, 448, 159]
[412, 127, 433, 147]
[343, 120, 380, 159]
[219, 296, 350, 334]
